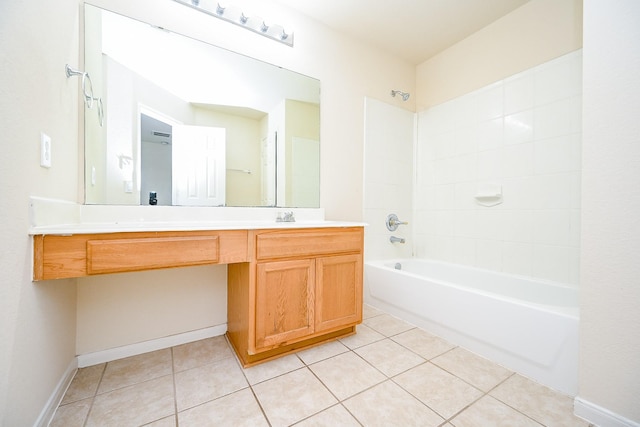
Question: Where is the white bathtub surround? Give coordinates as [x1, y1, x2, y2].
[365, 259, 579, 396]
[363, 98, 415, 260]
[415, 50, 582, 285]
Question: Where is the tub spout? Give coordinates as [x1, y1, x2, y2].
[390, 236, 405, 244]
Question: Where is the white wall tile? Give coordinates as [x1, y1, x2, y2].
[454, 182, 479, 210]
[434, 210, 455, 236]
[476, 239, 503, 271]
[503, 210, 534, 243]
[502, 142, 534, 178]
[475, 82, 504, 121]
[504, 70, 534, 114]
[476, 210, 506, 240]
[534, 133, 581, 175]
[453, 210, 478, 238]
[502, 242, 533, 277]
[531, 172, 581, 210]
[453, 237, 477, 266]
[477, 117, 504, 152]
[451, 154, 477, 183]
[534, 96, 582, 140]
[477, 149, 504, 181]
[434, 184, 455, 209]
[534, 51, 583, 106]
[532, 244, 569, 283]
[531, 210, 571, 246]
[504, 110, 534, 145]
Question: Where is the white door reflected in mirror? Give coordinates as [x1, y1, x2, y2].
[173, 125, 226, 206]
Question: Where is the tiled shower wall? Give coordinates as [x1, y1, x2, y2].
[363, 98, 415, 260]
[415, 50, 582, 286]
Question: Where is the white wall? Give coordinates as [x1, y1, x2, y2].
[0, 1, 81, 425]
[415, 51, 582, 285]
[578, 0, 640, 424]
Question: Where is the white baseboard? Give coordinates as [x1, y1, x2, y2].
[35, 358, 78, 427]
[77, 324, 227, 367]
[575, 397, 640, 427]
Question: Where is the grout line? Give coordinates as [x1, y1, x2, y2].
[170, 347, 178, 427]
[81, 362, 107, 427]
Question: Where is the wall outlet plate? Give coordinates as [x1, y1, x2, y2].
[40, 132, 52, 168]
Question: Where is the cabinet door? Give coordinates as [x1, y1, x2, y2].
[315, 254, 363, 332]
[255, 259, 315, 350]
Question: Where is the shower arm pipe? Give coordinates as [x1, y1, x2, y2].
[391, 89, 410, 101]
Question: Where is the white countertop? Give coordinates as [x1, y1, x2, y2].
[29, 220, 366, 235]
[28, 197, 365, 235]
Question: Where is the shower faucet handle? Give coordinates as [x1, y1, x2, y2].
[386, 213, 408, 231]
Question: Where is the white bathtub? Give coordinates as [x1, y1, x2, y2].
[364, 259, 579, 395]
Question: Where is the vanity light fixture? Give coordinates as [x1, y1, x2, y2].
[173, 0, 294, 47]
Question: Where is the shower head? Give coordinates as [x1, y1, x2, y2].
[391, 90, 410, 101]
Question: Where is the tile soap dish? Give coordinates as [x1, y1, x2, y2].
[475, 183, 503, 207]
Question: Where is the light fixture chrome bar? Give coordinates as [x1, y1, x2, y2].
[172, 0, 294, 47]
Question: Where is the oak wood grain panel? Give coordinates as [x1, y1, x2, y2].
[87, 236, 219, 275]
[255, 227, 363, 260]
[33, 229, 249, 280]
[255, 259, 315, 350]
[315, 254, 363, 332]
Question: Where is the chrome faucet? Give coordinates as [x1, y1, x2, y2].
[386, 213, 408, 231]
[276, 211, 296, 222]
[390, 236, 405, 244]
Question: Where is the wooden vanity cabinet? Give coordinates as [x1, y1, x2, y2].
[227, 227, 364, 367]
[32, 229, 248, 280]
[32, 224, 364, 367]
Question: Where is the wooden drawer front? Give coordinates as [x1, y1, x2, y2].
[256, 228, 363, 260]
[87, 236, 219, 275]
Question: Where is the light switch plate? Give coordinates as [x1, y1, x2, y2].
[40, 132, 52, 168]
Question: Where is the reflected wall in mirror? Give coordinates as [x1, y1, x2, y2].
[84, 5, 320, 207]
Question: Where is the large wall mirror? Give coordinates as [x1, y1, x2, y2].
[84, 5, 320, 207]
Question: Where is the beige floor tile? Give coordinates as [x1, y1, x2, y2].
[252, 368, 337, 427]
[178, 388, 268, 427]
[490, 374, 589, 426]
[98, 349, 172, 394]
[242, 353, 305, 385]
[363, 304, 385, 319]
[344, 380, 444, 427]
[432, 347, 512, 392]
[308, 351, 386, 400]
[172, 335, 233, 372]
[86, 375, 175, 426]
[395, 362, 483, 419]
[355, 338, 425, 377]
[297, 340, 349, 365]
[363, 313, 415, 337]
[50, 398, 92, 427]
[175, 356, 248, 411]
[392, 328, 456, 360]
[450, 395, 542, 427]
[61, 364, 104, 404]
[339, 323, 385, 349]
[146, 415, 176, 426]
[294, 404, 361, 426]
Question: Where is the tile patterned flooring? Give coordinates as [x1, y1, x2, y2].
[52, 305, 591, 426]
